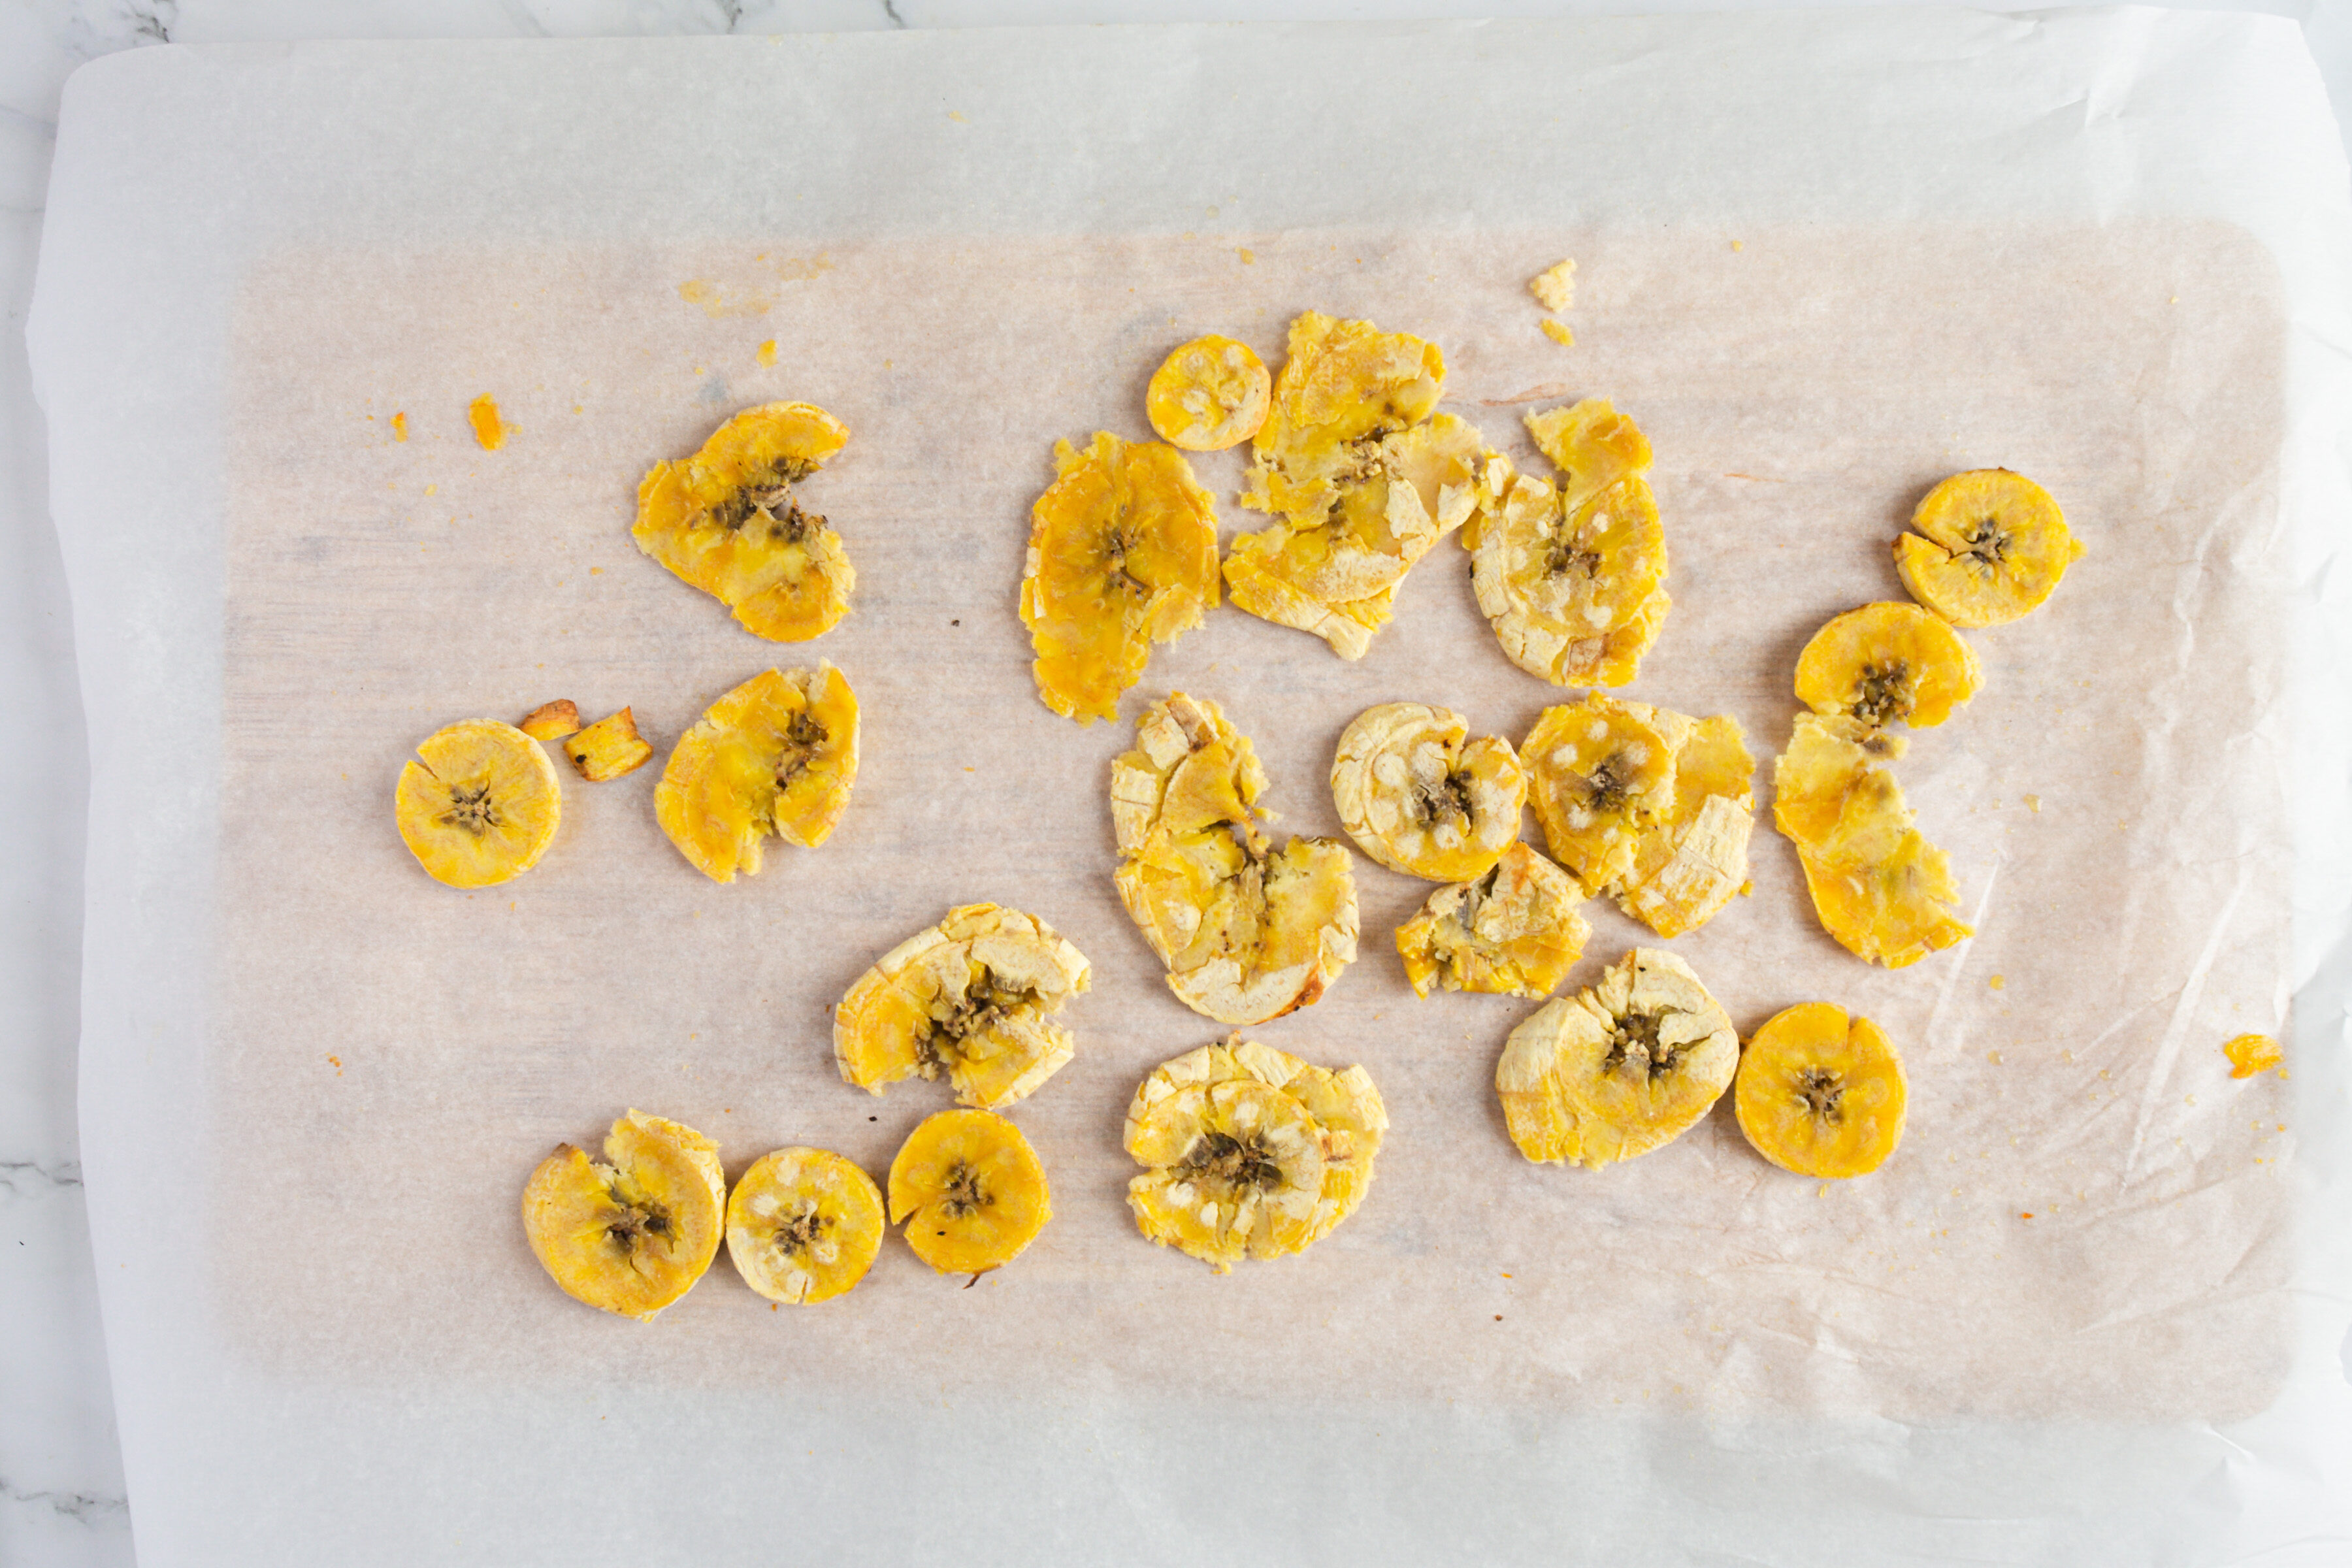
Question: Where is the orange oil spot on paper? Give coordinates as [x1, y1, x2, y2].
[327, 1055, 342, 1075]
[468, 396, 506, 450]
[391, 411, 408, 441]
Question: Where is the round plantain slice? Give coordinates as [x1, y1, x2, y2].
[632, 402, 857, 642]
[1021, 431, 1222, 725]
[1895, 468, 2083, 627]
[888, 1109, 1051, 1277]
[725, 1147, 885, 1305]
[1124, 1037, 1386, 1273]
[1396, 841, 1591, 999]
[1495, 947, 1739, 1169]
[1147, 335, 1272, 451]
[1330, 702, 1527, 882]
[835, 904, 1092, 1110]
[1734, 1003, 1906, 1178]
[1794, 602, 1982, 730]
[1112, 693, 1360, 1026]
[655, 662, 859, 883]
[1522, 694, 1681, 893]
[396, 719, 563, 889]
[521, 1110, 726, 1321]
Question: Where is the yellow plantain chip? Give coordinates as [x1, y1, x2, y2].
[1146, 335, 1272, 451]
[835, 903, 1091, 1110]
[655, 662, 859, 883]
[1794, 602, 1982, 730]
[1772, 713, 1972, 968]
[724, 1147, 885, 1305]
[1330, 702, 1527, 883]
[888, 1109, 1051, 1277]
[1522, 694, 1681, 894]
[563, 707, 655, 782]
[633, 402, 857, 642]
[395, 719, 562, 889]
[1895, 468, 2083, 627]
[1610, 709, 1756, 939]
[1396, 841, 1590, 999]
[1734, 1002, 1907, 1179]
[521, 1109, 725, 1321]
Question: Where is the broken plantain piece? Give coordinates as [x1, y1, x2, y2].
[2224, 1032, 2283, 1079]
[633, 401, 857, 642]
[564, 707, 655, 781]
[395, 719, 563, 889]
[835, 903, 1091, 1111]
[1226, 311, 1505, 659]
[1735, 1002, 1906, 1178]
[1124, 1037, 1386, 1273]
[888, 1109, 1051, 1277]
[1610, 708, 1756, 940]
[1396, 841, 1590, 999]
[521, 1109, 725, 1321]
[1528, 257, 1576, 313]
[1495, 947, 1739, 1169]
[1146, 335, 1271, 452]
[1111, 693, 1358, 1026]
[724, 1147, 885, 1305]
[655, 662, 858, 883]
[1021, 431, 1221, 725]
[519, 700, 581, 742]
[1772, 713, 1971, 968]
[1330, 702, 1527, 883]
[1795, 603, 1982, 730]
[1895, 468, 2083, 627]
[1468, 398, 1668, 687]
[1522, 694, 1681, 894]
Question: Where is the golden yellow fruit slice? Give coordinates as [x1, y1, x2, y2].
[1895, 468, 2083, 627]
[1124, 1037, 1387, 1272]
[1112, 693, 1359, 1025]
[395, 719, 562, 889]
[1471, 470, 1668, 687]
[1772, 713, 1972, 968]
[1330, 702, 1527, 882]
[724, 1147, 885, 1305]
[2225, 1033, 2283, 1079]
[1020, 431, 1221, 725]
[1522, 695, 1680, 893]
[888, 1109, 1051, 1276]
[632, 401, 856, 642]
[1734, 1003, 1906, 1178]
[1611, 710, 1756, 939]
[655, 663, 858, 883]
[1146, 335, 1271, 451]
[563, 708, 655, 781]
[1495, 948, 1738, 1169]
[1228, 311, 1499, 658]
[1396, 841, 1590, 998]
[835, 904, 1091, 1110]
[519, 700, 580, 741]
[521, 1109, 725, 1321]
[1795, 602, 1982, 729]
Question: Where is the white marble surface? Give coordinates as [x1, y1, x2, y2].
[3, 1, 2347, 1563]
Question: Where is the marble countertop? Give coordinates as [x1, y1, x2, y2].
[4, 1, 2347, 1562]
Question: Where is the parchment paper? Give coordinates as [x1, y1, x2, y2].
[32, 16, 2352, 1565]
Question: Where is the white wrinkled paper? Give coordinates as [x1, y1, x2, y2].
[31, 16, 2352, 1563]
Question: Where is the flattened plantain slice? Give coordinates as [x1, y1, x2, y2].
[395, 719, 562, 889]
[1610, 710, 1756, 939]
[1112, 693, 1358, 1025]
[655, 662, 859, 883]
[633, 402, 857, 642]
[1522, 694, 1681, 893]
[889, 1109, 1051, 1276]
[1396, 841, 1590, 998]
[1495, 948, 1738, 1169]
[1124, 1037, 1386, 1272]
[1330, 702, 1527, 882]
[724, 1147, 885, 1305]
[1794, 602, 1982, 729]
[1146, 335, 1272, 452]
[1021, 431, 1222, 725]
[1895, 468, 2083, 627]
[1772, 713, 1972, 968]
[521, 1110, 725, 1321]
[835, 903, 1091, 1110]
[1734, 1003, 1906, 1178]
